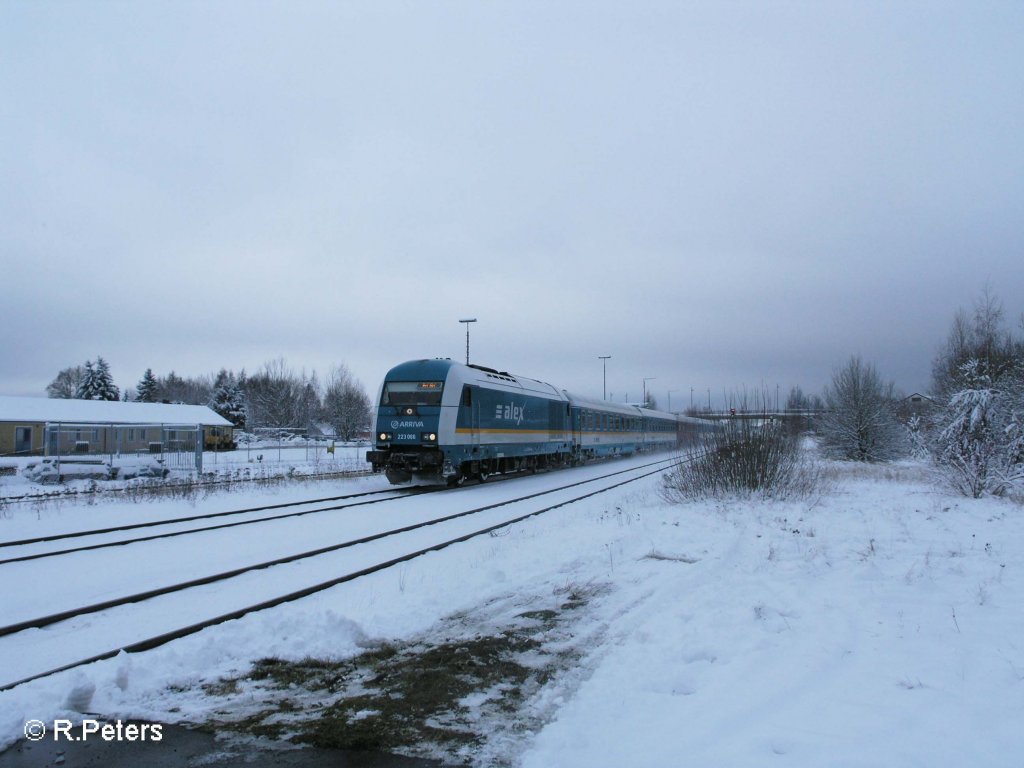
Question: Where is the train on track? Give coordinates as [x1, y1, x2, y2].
[366, 358, 715, 485]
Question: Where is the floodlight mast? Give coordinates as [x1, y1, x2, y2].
[459, 318, 477, 365]
[598, 356, 611, 400]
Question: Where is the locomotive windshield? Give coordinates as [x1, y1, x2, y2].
[381, 381, 444, 406]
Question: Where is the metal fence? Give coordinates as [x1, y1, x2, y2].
[43, 422, 204, 476]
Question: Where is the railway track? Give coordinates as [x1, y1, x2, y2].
[0, 454, 683, 691]
[0, 465, 374, 506]
[0, 485, 435, 565]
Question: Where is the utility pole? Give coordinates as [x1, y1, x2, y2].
[459, 318, 477, 365]
[643, 377, 656, 408]
[598, 356, 611, 400]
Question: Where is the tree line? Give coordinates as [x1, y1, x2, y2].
[817, 288, 1023, 498]
[667, 287, 1022, 502]
[45, 357, 373, 442]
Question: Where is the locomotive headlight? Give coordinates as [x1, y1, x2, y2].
[378, 432, 392, 442]
[422, 432, 437, 442]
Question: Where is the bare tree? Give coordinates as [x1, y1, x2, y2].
[296, 370, 323, 433]
[932, 288, 1020, 402]
[46, 365, 86, 398]
[819, 355, 905, 462]
[243, 358, 307, 429]
[156, 371, 213, 405]
[322, 365, 371, 441]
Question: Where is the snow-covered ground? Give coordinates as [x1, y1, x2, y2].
[1, 455, 1022, 766]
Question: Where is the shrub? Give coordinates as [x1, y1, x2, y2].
[818, 355, 906, 462]
[662, 415, 821, 502]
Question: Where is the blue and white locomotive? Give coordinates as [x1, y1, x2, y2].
[366, 358, 696, 485]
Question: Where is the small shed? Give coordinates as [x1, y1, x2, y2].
[0, 396, 231, 457]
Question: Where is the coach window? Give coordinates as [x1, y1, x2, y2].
[462, 386, 472, 407]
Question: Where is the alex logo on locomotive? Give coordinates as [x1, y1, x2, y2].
[493, 402, 526, 426]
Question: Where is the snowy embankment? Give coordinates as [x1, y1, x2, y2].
[0, 457, 1022, 766]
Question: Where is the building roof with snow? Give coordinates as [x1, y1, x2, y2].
[0, 396, 231, 426]
[903, 392, 936, 403]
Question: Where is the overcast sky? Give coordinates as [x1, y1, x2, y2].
[3, 1, 1023, 409]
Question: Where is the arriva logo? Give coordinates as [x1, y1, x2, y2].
[391, 420, 425, 429]
[495, 403, 525, 426]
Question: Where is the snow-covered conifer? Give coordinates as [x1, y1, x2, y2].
[73, 358, 120, 401]
[75, 361, 98, 400]
[136, 368, 159, 402]
[94, 357, 120, 401]
[210, 370, 247, 428]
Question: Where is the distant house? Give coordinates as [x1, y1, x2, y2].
[896, 392, 939, 424]
[0, 396, 232, 457]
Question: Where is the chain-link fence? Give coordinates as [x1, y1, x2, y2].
[39, 422, 203, 481]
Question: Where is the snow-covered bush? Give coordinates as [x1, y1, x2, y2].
[817, 355, 906, 462]
[933, 360, 1024, 498]
[662, 417, 821, 502]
